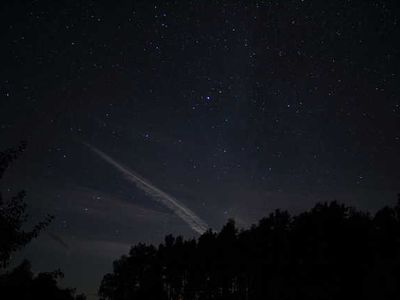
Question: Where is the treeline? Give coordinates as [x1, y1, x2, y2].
[99, 199, 400, 300]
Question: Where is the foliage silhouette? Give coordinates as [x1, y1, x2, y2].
[0, 259, 86, 300]
[99, 198, 400, 300]
[0, 142, 53, 268]
[0, 143, 86, 300]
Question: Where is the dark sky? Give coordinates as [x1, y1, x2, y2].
[1, 0, 399, 298]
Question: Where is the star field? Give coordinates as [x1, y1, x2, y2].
[1, 1, 399, 298]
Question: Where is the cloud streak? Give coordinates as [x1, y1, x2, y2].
[47, 232, 70, 250]
[84, 143, 208, 234]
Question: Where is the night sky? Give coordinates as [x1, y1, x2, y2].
[1, 0, 399, 298]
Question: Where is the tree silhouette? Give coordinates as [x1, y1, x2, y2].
[99, 198, 400, 300]
[0, 143, 86, 300]
[0, 142, 53, 268]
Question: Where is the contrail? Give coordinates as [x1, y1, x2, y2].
[47, 232, 70, 250]
[84, 143, 208, 234]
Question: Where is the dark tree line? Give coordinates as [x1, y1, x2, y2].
[2, 143, 399, 299]
[0, 144, 86, 300]
[99, 199, 400, 300]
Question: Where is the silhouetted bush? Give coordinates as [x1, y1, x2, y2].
[0, 260, 86, 300]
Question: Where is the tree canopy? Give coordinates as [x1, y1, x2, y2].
[99, 199, 400, 300]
